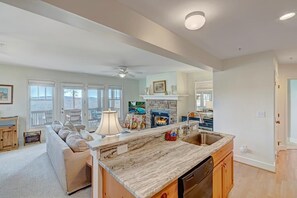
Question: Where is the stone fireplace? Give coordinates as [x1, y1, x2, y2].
[150, 109, 170, 128]
[145, 100, 177, 128]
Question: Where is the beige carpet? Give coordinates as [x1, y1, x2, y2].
[0, 143, 91, 198]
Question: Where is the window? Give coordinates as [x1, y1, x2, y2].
[28, 81, 55, 128]
[108, 86, 122, 118]
[62, 87, 83, 124]
[88, 87, 104, 130]
[195, 81, 213, 111]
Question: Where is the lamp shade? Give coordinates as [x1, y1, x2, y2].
[95, 110, 123, 136]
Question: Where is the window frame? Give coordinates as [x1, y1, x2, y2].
[27, 80, 56, 129]
[87, 85, 105, 130]
[107, 85, 123, 119]
[195, 81, 213, 111]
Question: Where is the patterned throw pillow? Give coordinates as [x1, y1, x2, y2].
[51, 121, 63, 133]
[79, 130, 94, 141]
[58, 126, 72, 141]
[66, 132, 88, 152]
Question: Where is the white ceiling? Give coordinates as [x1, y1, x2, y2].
[0, 3, 201, 79]
[117, 0, 297, 64]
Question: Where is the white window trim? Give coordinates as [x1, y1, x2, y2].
[27, 80, 56, 130]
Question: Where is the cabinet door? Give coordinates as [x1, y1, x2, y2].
[0, 129, 3, 149]
[152, 180, 178, 198]
[213, 163, 223, 198]
[102, 169, 134, 198]
[223, 152, 233, 198]
[2, 127, 14, 150]
[12, 126, 18, 148]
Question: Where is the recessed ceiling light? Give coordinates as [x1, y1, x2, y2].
[185, 11, 206, 30]
[279, 12, 296, 21]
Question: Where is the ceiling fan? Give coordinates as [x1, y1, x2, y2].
[114, 66, 135, 78]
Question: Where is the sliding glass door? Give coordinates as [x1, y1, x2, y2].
[87, 86, 104, 130]
[61, 86, 83, 124]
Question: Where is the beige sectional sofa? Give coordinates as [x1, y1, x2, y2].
[45, 125, 91, 194]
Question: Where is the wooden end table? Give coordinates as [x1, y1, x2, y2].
[23, 130, 41, 146]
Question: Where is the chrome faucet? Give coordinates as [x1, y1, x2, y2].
[185, 111, 200, 134]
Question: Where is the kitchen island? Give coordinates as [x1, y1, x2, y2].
[87, 122, 234, 198]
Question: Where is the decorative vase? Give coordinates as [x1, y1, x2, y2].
[171, 85, 177, 95]
[145, 87, 150, 95]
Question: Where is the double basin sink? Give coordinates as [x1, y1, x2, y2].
[181, 131, 223, 146]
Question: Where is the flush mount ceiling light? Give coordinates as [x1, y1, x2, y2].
[279, 12, 296, 21]
[185, 11, 206, 30]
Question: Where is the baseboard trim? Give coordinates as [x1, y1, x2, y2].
[234, 155, 276, 172]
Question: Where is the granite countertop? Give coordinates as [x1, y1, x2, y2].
[87, 121, 199, 151]
[98, 130, 234, 198]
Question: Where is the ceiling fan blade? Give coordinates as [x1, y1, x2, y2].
[127, 73, 135, 78]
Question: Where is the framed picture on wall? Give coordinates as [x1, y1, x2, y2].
[153, 80, 166, 93]
[0, 84, 13, 104]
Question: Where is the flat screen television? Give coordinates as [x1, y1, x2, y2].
[128, 101, 146, 115]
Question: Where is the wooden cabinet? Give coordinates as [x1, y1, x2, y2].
[102, 168, 134, 198]
[0, 117, 18, 151]
[223, 152, 233, 197]
[152, 181, 178, 198]
[213, 163, 223, 198]
[212, 141, 234, 198]
[102, 167, 177, 198]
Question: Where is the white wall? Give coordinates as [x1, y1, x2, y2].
[289, 80, 297, 142]
[186, 71, 213, 112]
[146, 72, 177, 94]
[138, 78, 146, 100]
[214, 52, 276, 171]
[0, 64, 139, 144]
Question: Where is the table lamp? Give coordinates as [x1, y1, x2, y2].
[95, 110, 123, 137]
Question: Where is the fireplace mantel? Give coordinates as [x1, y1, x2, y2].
[140, 95, 188, 101]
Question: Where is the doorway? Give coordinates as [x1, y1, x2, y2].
[288, 79, 297, 145]
[61, 85, 84, 125]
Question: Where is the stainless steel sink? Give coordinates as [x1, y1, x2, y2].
[182, 132, 223, 146]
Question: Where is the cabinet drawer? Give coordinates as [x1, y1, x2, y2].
[152, 181, 178, 198]
[212, 140, 233, 167]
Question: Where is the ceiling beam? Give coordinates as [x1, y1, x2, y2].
[1, 0, 222, 71]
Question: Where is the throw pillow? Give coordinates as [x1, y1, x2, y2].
[74, 124, 86, 132]
[79, 130, 94, 141]
[66, 132, 88, 152]
[51, 121, 63, 133]
[58, 127, 71, 141]
[64, 121, 78, 132]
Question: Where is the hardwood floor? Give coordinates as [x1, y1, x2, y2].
[229, 150, 297, 198]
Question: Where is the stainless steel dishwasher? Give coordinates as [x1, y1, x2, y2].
[178, 156, 213, 198]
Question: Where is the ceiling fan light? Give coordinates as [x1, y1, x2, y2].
[185, 11, 206, 30]
[119, 73, 126, 78]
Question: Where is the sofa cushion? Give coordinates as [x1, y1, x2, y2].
[66, 132, 88, 152]
[52, 121, 63, 133]
[79, 130, 94, 141]
[58, 127, 72, 141]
